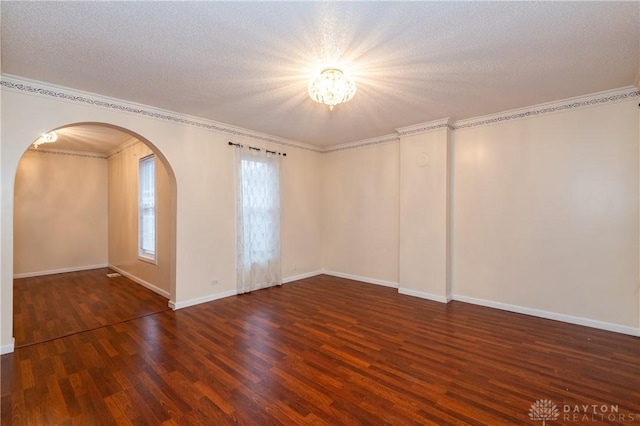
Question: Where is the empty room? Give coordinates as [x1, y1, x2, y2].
[1, 2, 639, 425]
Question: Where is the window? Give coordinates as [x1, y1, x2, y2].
[240, 156, 279, 264]
[236, 151, 281, 293]
[139, 155, 156, 261]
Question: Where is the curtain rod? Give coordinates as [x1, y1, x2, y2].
[228, 141, 287, 156]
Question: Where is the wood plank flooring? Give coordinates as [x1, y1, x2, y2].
[12, 268, 170, 348]
[2, 274, 639, 425]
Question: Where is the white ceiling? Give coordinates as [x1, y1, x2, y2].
[2, 1, 639, 149]
[29, 125, 135, 157]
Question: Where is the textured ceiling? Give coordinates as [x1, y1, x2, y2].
[2, 1, 639, 148]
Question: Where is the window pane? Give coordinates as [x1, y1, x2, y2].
[240, 156, 278, 265]
[139, 155, 155, 259]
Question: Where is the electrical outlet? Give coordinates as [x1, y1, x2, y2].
[211, 279, 219, 286]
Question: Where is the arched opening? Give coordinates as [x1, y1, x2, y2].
[12, 122, 177, 347]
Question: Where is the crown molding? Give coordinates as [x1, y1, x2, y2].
[107, 137, 143, 158]
[323, 134, 400, 154]
[395, 118, 453, 137]
[312, 84, 639, 152]
[0, 74, 322, 153]
[3, 75, 637, 155]
[454, 86, 640, 130]
[26, 147, 107, 159]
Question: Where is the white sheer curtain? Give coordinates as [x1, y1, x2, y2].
[235, 148, 282, 294]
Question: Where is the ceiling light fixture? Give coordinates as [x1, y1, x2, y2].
[33, 131, 58, 149]
[308, 67, 356, 110]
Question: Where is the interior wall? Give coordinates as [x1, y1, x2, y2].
[320, 97, 639, 332]
[280, 146, 323, 280]
[0, 83, 3, 351]
[1, 84, 324, 351]
[399, 128, 451, 301]
[1, 78, 637, 352]
[108, 140, 172, 295]
[322, 142, 400, 285]
[13, 150, 108, 276]
[452, 99, 639, 328]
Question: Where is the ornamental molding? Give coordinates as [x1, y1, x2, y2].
[324, 134, 400, 154]
[0, 75, 321, 153]
[107, 137, 145, 158]
[395, 118, 453, 137]
[453, 86, 639, 130]
[2, 75, 637, 155]
[322, 86, 638, 151]
[26, 147, 107, 160]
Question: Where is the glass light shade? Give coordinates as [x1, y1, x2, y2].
[308, 68, 356, 110]
[33, 131, 58, 148]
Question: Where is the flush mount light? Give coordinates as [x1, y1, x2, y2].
[308, 67, 356, 110]
[33, 131, 58, 149]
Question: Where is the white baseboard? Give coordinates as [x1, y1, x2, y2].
[168, 271, 323, 311]
[398, 287, 451, 304]
[453, 294, 640, 337]
[107, 264, 170, 299]
[1, 338, 15, 355]
[282, 270, 323, 284]
[322, 269, 399, 288]
[318, 271, 639, 337]
[169, 289, 237, 310]
[13, 263, 108, 279]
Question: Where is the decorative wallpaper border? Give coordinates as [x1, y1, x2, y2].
[324, 135, 400, 154]
[0, 78, 322, 153]
[2, 77, 638, 155]
[397, 123, 452, 136]
[454, 88, 640, 130]
[107, 137, 144, 158]
[396, 118, 453, 137]
[26, 148, 107, 160]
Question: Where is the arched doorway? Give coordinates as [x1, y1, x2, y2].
[12, 122, 177, 347]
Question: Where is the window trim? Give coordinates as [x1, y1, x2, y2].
[138, 154, 157, 264]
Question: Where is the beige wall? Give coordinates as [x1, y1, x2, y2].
[453, 100, 639, 328]
[322, 142, 400, 285]
[320, 98, 638, 333]
[281, 147, 323, 279]
[108, 140, 173, 296]
[1, 84, 324, 351]
[1, 78, 638, 352]
[399, 128, 451, 301]
[13, 150, 108, 276]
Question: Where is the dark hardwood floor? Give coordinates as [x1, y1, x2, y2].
[12, 268, 170, 348]
[2, 274, 639, 425]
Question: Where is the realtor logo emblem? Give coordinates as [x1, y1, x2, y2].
[529, 399, 560, 425]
